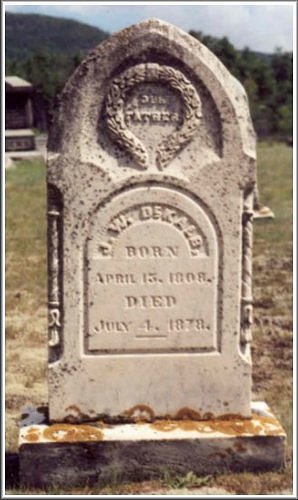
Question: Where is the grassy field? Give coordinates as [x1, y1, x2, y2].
[5, 141, 293, 494]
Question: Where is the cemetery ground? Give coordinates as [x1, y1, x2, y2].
[5, 141, 293, 495]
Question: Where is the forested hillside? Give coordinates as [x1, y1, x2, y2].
[190, 30, 292, 139]
[5, 13, 292, 138]
[5, 12, 109, 60]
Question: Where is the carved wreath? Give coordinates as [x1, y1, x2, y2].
[104, 63, 202, 170]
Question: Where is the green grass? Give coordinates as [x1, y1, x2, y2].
[5, 159, 47, 314]
[5, 142, 293, 494]
[255, 141, 292, 252]
[252, 141, 293, 455]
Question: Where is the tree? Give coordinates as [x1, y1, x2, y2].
[189, 30, 292, 139]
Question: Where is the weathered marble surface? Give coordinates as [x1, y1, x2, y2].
[19, 403, 286, 488]
[47, 18, 256, 421]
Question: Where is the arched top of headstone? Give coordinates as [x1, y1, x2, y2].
[48, 18, 255, 166]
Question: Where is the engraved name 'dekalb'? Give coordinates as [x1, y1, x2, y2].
[98, 203, 207, 258]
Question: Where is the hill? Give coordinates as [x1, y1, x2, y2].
[5, 12, 109, 60]
[6, 12, 275, 63]
[5, 13, 292, 138]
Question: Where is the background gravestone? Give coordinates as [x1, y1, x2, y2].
[47, 17, 256, 422]
[5, 76, 35, 152]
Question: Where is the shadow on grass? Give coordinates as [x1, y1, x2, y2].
[5, 452, 19, 489]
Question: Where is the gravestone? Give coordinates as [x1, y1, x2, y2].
[5, 76, 36, 152]
[47, 18, 256, 422]
[19, 19, 286, 487]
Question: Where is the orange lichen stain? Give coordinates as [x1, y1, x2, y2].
[151, 418, 222, 434]
[175, 407, 202, 420]
[64, 405, 91, 423]
[251, 413, 285, 436]
[202, 412, 214, 420]
[25, 431, 39, 442]
[211, 419, 257, 436]
[93, 420, 110, 429]
[122, 405, 155, 422]
[150, 412, 285, 437]
[43, 423, 103, 442]
[216, 413, 248, 421]
[151, 420, 180, 432]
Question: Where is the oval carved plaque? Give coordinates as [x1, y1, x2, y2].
[104, 63, 202, 170]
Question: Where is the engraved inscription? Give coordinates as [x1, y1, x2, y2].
[97, 203, 207, 258]
[94, 321, 130, 333]
[125, 86, 182, 128]
[168, 318, 210, 332]
[140, 94, 167, 104]
[96, 273, 137, 284]
[124, 295, 176, 309]
[126, 246, 179, 258]
[125, 110, 180, 124]
[104, 63, 202, 170]
[95, 271, 210, 285]
[169, 271, 208, 283]
[84, 187, 219, 353]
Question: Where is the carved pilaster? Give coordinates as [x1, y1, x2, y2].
[47, 185, 63, 362]
[241, 190, 254, 348]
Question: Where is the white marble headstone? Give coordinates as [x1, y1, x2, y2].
[47, 19, 256, 422]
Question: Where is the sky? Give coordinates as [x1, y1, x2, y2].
[4, 2, 295, 54]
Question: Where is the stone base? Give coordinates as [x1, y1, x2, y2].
[19, 402, 286, 489]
